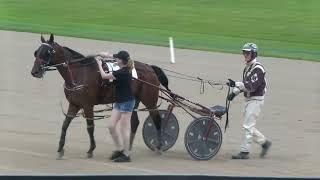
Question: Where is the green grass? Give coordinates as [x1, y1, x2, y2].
[1, 0, 319, 61]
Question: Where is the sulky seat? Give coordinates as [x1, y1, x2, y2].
[210, 105, 226, 117]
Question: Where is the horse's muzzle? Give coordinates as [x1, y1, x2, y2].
[31, 70, 43, 78]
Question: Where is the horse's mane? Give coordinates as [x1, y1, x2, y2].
[62, 46, 95, 66]
[63, 46, 85, 59]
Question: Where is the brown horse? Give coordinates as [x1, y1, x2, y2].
[31, 34, 170, 159]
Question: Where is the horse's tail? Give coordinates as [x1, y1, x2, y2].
[150, 65, 171, 92]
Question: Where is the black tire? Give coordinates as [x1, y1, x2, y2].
[184, 117, 222, 160]
[142, 110, 179, 152]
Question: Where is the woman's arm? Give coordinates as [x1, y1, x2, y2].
[96, 57, 116, 80]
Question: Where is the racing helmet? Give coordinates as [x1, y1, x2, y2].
[242, 43, 258, 59]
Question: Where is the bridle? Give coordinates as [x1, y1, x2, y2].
[34, 43, 64, 73]
[34, 43, 80, 88]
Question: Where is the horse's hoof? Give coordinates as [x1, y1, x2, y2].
[56, 149, 64, 160]
[87, 152, 93, 159]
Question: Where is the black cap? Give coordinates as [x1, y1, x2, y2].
[113, 51, 130, 62]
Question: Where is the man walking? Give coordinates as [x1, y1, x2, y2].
[227, 43, 272, 159]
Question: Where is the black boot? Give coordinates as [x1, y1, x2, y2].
[232, 152, 250, 159]
[260, 140, 272, 158]
[109, 150, 123, 160]
[113, 152, 131, 163]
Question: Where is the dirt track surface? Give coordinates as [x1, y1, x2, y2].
[0, 30, 319, 177]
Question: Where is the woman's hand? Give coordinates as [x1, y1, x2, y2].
[95, 56, 103, 66]
[98, 52, 112, 58]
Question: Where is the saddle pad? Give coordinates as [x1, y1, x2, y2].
[104, 62, 138, 79]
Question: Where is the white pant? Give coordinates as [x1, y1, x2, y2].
[240, 100, 266, 152]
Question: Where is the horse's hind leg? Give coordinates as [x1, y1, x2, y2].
[57, 103, 80, 160]
[139, 82, 162, 152]
[130, 99, 141, 150]
[149, 110, 162, 152]
[83, 106, 96, 158]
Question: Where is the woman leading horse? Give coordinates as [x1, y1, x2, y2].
[31, 34, 170, 159]
[96, 50, 135, 162]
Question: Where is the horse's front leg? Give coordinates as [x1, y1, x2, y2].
[83, 106, 96, 158]
[57, 103, 80, 160]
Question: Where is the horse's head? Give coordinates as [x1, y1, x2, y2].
[31, 34, 58, 78]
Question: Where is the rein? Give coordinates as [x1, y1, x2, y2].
[43, 62, 66, 71]
[43, 54, 224, 94]
[134, 66, 225, 94]
[161, 67, 225, 93]
[42, 56, 97, 71]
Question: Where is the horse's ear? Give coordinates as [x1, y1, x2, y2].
[41, 35, 45, 43]
[49, 34, 54, 43]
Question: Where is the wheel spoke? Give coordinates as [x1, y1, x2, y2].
[162, 131, 174, 139]
[162, 120, 177, 129]
[206, 138, 220, 144]
[188, 139, 201, 146]
[191, 125, 203, 135]
[201, 142, 208, 157]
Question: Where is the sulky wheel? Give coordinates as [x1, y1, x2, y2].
[184, 117, 222, 160]
[142, 110, 179, 152]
